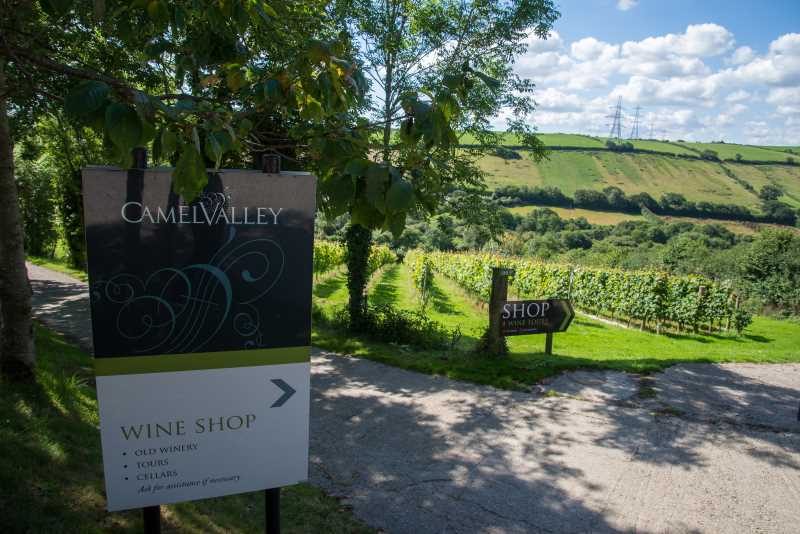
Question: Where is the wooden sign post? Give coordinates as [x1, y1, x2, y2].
[486, 268, 515, 355]
[499, 298, 575, 354]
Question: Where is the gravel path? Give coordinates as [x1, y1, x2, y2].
[28, 263, 800, 533]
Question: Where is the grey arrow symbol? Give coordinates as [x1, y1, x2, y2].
[270, 379, 296, 408]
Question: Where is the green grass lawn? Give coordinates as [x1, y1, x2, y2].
[313, 263, 800, 390]
[0, 324, 374, 533]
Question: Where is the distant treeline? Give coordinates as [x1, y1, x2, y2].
[493, 185, 798, 226]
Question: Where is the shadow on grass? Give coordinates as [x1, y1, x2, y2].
[314, 274, 345, 299]
[370, 265, 400, 307]
[429, 281, 464, 316]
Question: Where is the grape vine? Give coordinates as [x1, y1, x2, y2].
[423, 250, 749, 334]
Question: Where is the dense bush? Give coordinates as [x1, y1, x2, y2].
[327, 303, 460, 350]
[739, 229, 800, 314]
[493, 147, 522, 160]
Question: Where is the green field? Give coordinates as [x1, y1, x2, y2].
[312, 263, 800, 389]
[627, 140, 697, 156]
[466, 131, 797, 162]
[676, 142, 795, 162]
[479, 151, 793, 209]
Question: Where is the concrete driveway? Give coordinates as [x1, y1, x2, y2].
[28, 263, 800, 533]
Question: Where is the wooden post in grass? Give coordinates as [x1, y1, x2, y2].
[487, 267, 514, 355]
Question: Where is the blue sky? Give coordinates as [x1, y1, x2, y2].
[507, 0, 800, 144]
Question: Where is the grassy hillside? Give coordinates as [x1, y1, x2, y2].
[478, 151, 793, 209]
[675, 141, 795, 162]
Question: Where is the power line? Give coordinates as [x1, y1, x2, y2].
[628, 105, 641, 139]
[607, 97, 623, 139]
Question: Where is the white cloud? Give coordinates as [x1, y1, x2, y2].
[621, 24, 734, 59]
[725, 90, 750, 103]
[733, 33, 800, 87]
[767, 87, 800, 114]
[534, 88, 584, 111]
[726, 46, 755, 65]
[770, 33, 800, 55]
[506, 25, 799, 143]
[571, 37, 619, 62]
[617, 0, 638, 11]
[523, 30, 564, 53]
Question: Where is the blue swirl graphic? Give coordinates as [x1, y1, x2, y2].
[91, 226, 286, 354]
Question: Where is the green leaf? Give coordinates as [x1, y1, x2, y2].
[226, 69, 245, 92]
[173, 145, 208, 200]
[261, 2, 277, 17]
[204, 132, 223, 169]
[41, 0, 73, 17]
[161, 129, 178, 158]
[64, 81, 110, 118]
[385, 178, 414, 213]
[473, 70, 502, 91]
[238, 118, 254, 137]
[138, 120, 156, 146]
[321, 174, 354, 217]
[146, 0, 170, 26]
[387, 212, 406, 239]
[343, 159, 368, 177]
[105, 103, 142, 155]
[365, 164, 389, 212]
[351, 200, 384, 229]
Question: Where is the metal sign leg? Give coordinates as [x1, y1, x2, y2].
[143, 505, 161, 534]
[265, 488, 281, 534]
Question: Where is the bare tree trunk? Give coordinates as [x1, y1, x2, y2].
[0, 61, 35, 381]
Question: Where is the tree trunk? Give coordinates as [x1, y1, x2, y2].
[345, 223, 372, 331]
[0, 63, 36, 381]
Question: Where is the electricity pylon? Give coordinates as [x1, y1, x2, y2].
[607, 97, 623, 139]
[628, 106, 641, 139]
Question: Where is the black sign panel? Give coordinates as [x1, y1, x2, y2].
[82, 167, 315, 358]
[500, 299, 574, 336]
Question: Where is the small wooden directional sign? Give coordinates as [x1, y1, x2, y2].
[500, 299, 575, 336]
